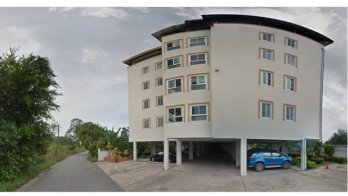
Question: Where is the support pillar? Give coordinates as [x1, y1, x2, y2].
[163, 139, 169, 170]
[301, 139, 307, 171]
[236, 140, 240, 167]
[189, 142, 193, 160]
[176, 140, 182, 165]
[196, 143, 201, 157]
[133, 142, 137, 161]
[151, 142, 156, 155]
[281, 142, 288, 155]
[240, 138, 247, 176]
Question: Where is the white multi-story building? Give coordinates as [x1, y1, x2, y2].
[123, 15, 333, 176]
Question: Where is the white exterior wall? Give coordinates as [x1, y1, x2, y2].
[161, 30, 212, 139]
[128, 55, 164, 142]
[210, 24, 323, 140]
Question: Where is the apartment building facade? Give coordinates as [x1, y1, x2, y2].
[123, 15, 333, 176]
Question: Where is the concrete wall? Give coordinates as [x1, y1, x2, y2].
[210, 23, 323, 141]
[98, 148, 108, 161]
[332, 145, 347, 158]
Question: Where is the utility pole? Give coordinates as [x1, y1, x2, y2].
[55, 123, 60, 156]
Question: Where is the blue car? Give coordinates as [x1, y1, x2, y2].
[247, 149, 292, 172]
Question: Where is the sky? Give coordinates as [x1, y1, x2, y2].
[0, 7, 346, 141]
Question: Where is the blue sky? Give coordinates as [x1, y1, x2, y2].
[0, 7, 346, 141]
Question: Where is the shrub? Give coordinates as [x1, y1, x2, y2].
[307, 160, 317, 169]
[332, 157, 347, 164]
[310, 157, 325, 164]
[324, 145, 335, 158]
[293, 157, 301, 165]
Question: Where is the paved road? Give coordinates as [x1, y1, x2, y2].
[24, 152, 123, 192]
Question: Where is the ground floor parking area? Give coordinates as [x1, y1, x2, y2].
[96, 159, 347, 191]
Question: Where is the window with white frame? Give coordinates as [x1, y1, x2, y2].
[167, 57, 181, 69]
[260, 101, 273, 118]
[260, 32, 274, 42]
[189, 37, 206, 47]
[285, 54, 297, 66]
[286, 38, 297, 48]
[191, 105, 208, 121]
[156, 96, 163, 106]
[189, 53, 207, 65]
[190, 75, 207, 91]
[157, 117, 164, 127]
[155, 77, 163, 86]
[167, 78, 182, 94]
[168, 107, 183, 122]
[141, 66, 149, 75]
[143, 99, 150, 109]
[260, 70, 273, 86]
[142, 81, 150, 90]
[260, 48, 274, 61]
[285, 75, 296, 91]
[155, 62, 162, 70]
[167, 40, 181, 51]
[143, 118, 150, 129]
[284, 105, 296, 121]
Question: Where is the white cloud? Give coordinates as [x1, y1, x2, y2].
[0, 25, 41, 55]
[81, 48, 110, 64]
[49, 7, 76, 13]
[80, 8, 129, 19]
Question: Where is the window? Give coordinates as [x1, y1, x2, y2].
[155, 77, 163, 86]
[284, 75, 296, 91]
[189, 53, 207, 65]
[285, 54, 297, 66]
[155, 62, 162, 70]
[191, 105, 208, 121]
[143, 118, 150, 129]
[142, 81, 150, 90]
[272, 152, 281, 157]
[260, 48, 274, 61]
[262, 152, 272, 157]
[157, 117, 164, 127]
[259, 100, 273, 119]
[167, 78, 182, 94]
[190, 75, 207, 91]
[284, 104, 296, 121]
[168, 107, 183, 123]
[259, 70, 273, 86]
[143, 99, 150, 109]
[286, 38, 297, 48]
[167, 40, 180, 51]
[189, 37, 206, 47]
[156, 96, 163, 106]
[167, 57, 181, 69]
[260, 32, 274, 42]
[141, 66, 149, 75]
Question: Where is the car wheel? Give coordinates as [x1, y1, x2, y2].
[255, 162, 264, 172]
[283, 161, 291, 169]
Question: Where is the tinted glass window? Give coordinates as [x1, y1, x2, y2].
[272, 152, 281, 157]
[262, 152, 271, 157]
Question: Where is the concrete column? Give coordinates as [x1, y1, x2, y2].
[133, 142, 137, 161]
[196, 143, 201, 157]
[176, 140, 182, 165]
[301, 139, 307, 171]
[236, 140, 240, 167]
[240, 138, 247, 176]
[189, 142, 193, 160]
[281, 142, 288, 155]
[151, 142, 156, 155]
[163, 139, 169, 170]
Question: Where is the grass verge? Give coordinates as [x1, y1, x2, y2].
[0, 144, 85, 192]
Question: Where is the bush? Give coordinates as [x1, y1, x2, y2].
[332, 157, 347, 164]
[324, 145, 335, 158]
[307, 160, 317, 169]
[310, 157, 325, 164]
[293, 157, 301, 165]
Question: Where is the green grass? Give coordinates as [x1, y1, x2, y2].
[0, 144, 85, 192]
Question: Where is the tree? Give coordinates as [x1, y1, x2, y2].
[325, 129, 347, 145]
[324, 145, 335, 158]
[313, 141, 323, 157]
[0, 49, 60, 182]
[65, 118, 83, 139]
[75, 122, 106, 150]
